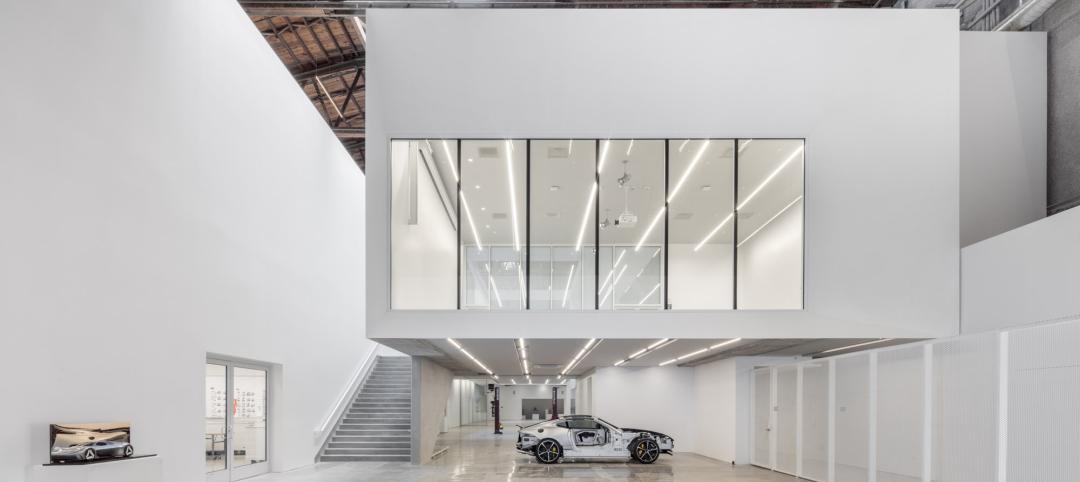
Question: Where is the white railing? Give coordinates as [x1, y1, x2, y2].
[750, 314, 1080, 482]
[313, 344, 382, 458]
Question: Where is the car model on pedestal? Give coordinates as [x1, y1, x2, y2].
[515, 415, 673, 464]
[51, 440, 135, 462]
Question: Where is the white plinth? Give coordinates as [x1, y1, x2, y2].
[30, 456, 162, 482]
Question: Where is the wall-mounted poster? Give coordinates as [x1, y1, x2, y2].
[50, 422, 134, 463]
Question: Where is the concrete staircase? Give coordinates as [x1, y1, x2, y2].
[320, 356, 412, 462]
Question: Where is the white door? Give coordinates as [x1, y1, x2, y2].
[206, 359, 270, 482]
[751, 367, 774, 469]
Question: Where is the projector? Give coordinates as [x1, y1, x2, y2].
[615, 212, 638, 228]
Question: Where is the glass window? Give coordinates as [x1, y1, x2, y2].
[388, 137, 803, 311]
[598, 140, 665, 310]
[205, 363, 226, 474]
[389, 139, 458, 309]
[232, 367, 267, 466]
[460, 140, 527, 310]
[667, 139, 736, 310]
[735, 139, 804, 309]
[529, 140, 597, 310]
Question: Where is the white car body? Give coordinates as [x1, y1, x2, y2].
[515, 415, 674, 464]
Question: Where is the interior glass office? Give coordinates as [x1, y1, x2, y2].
[389, 138, 804, 311]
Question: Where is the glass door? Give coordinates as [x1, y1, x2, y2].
[206, 359, 269, 481]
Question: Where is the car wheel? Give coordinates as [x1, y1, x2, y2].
[84, 449, 97, 461]
[633, 438, 660, 464]
[124, 445, 134, 457]
[534, 439, 562, 464]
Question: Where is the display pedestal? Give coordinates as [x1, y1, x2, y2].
[31, 455, 161, 482]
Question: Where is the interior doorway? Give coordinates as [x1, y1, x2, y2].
[206, 358, 270, 481]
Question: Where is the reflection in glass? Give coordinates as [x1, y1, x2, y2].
[598, 140, 665, 310]
[205, 363, 226, 474]
[388, 137, 804, 312]
[668, 139, 735, 309]
[389, 139, 458, 309]
[232, 367, 267, 466]
[530, 140, 597, 310]
[736, 139, 804, 309]
[461, 140, 526, 310]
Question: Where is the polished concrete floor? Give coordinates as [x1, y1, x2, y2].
[249, 422, 799, 481]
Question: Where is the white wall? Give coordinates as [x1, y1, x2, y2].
[693, 359, 738, 462]
[497, 384, 567, 421]
[0, 1, 376, 481]
[588, 357, 793, 462]
[443, 379, 462, 432]
[668, 243, 734, 310]
[391, 141, 457, 309]
[960, 32, 1047, 247]
[962, 205, 1080, 334]
[737, 206, 803, 309]
[591, 366, 700, 453]
[367, 9, 961, 340]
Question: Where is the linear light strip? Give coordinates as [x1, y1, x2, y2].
[447, 338, 493, 375]
[598, 249, 626, 294]
[517, 264, 526, 307]
[738, 138, 753, 154]
[598, 285, 614, 308]
[561, 264, 576, 308]
[485, 263, 503, 308]
[441, 140, 459, 182]
[736, 196, 803, 248]
[611, 264, 628, 290]
[667, 140, 710, 203]
[614, 338, 676, 366]
[677, 348, 708, 360]
[460, 191, 483, 250]
[561, 338, 599, 375]
[626, 139, 634, 156]
[517, 338, 529, 376]
[737, 144, 804, 211]
[506, 140, 521, 251]
[638, 283, 661, 305]
[574, 182, 598, 252]
[694, 213, 734, 252]
[597, 140, 612, 173]
[634, 207, 666, 251]
[648, 338, 671, 350]
[819, 339, 894, 355]
[677, 139, 690, 153]
[658, 338, 743, 367]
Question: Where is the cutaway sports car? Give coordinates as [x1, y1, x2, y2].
[52, 440, 134, 462]
[515, 415, 674, 464]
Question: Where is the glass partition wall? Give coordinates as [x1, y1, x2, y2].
[390, 138, 803, 311]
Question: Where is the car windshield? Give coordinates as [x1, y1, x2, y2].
[597, 418, 618, 429]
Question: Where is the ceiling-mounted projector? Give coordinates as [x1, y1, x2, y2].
[615, 212, 638, 228]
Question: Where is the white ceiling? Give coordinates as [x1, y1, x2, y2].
[416, 138, 802, 247]
[408, 337, 917, 380]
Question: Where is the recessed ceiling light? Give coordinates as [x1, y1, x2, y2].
[546, 212, 560, 218]
[480, 207, 486, 211]
[467, 158, 474, 163]
[474, 185, 481, 190]
[550, 185, 561, 191]
[701, 185, 712, 192]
